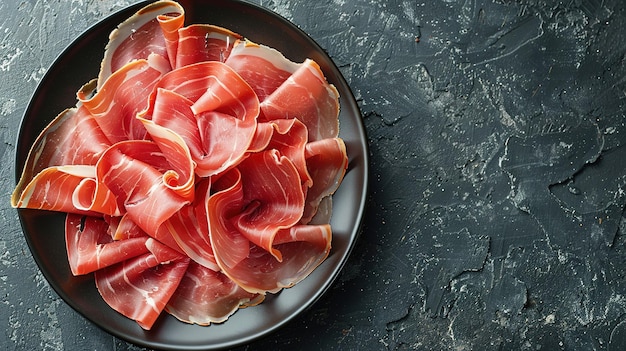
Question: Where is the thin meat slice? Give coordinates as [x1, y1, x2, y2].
[260, 59, 340, 141]
[210, 165, 331, 293]
[225, 40, 299, 102]
[11, 103, 111, 208]
[175, 24, 242, 68]
[156, 2, 186, 69]
[225, 41, 340, 141]
[159, 178, 219, 271]
[144, 61, 259, 177]
[264, 118, 312, 187]
[111, 213, 184, 254]
[12, 165, 121, 216]
[65, 214, 149, 275]
[232, 150, 305, 261]
[96, 140, 192, 239]
[166, 261, 263, 326]
[209, 151, 326, 294]
[80, 58, 168, 143]
[301, 137, 348, 224]
[95, 238, 190, 330]
[98, 0, 184, 88]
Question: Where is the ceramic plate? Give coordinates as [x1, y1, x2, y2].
[14, 0, 368, 349]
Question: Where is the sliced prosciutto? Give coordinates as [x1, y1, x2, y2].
[95, 238, 190, 330]
[301, 138, 348, 223]
[143, 61, 259, 177]
[166, 261, 263, 325]
[225, 41, 340, 141]
[65, 214, 149, 275]
[98, 0, 184, 88]
[12, 0, 349, 331]
[80, 57, 169, 143]
[11, 103, 111, 209]
[12, 165, 121, 216]
[96, 140, 193, 238]
[208, 151, 331, 293]
[175, 24, 242, 67]
[158, 178, 219, 271]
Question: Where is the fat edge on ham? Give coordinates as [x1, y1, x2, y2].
[11, 0, 349, 330]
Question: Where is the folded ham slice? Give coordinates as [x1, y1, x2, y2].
[95, 238, 190, 330]
[65, 214, 149, 275]
[166, 261, 263, 325]
[225, 41, 340, 141]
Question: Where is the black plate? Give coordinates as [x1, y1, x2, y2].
[14, 0, 368, 350]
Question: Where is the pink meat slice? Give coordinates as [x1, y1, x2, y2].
[80, 59, 168, 143]
[207, 150, 334, 294]
[158, 178, 219, 271]
[301, 137, 348, 224]
[175, 24, 242, 68]
[65, 214, 149, 275]
[143, 61, 259, 177]
[95, 238, 190, 330]
[11, 103, 111, 208]
[96, 140, 192, 238]
[225, 41, 340, 141]
[166, 261, 263, 325]
[98, 0, 184, 88]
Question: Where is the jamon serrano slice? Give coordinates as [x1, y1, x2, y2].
[225, 40, 300, 102]
[166, 261, 263, 325]
[225, 41, 340, 141]
[158, 178, 219, 271]
[96, 140, 192, 238]
[12, 165, 121, 216]
[80, 58, 168, 143]
[11, 104, 111, 209]
[65, 214, 149, 275]
[175, 24, 242, 68]
[98, 0, 184, 88]
[95, 238, 190, 330]
[143, 61, 259, 177]
[208, 151, 330, 294]
[301, 137, 348, 224]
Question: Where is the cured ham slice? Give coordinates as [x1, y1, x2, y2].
[65, 214, 149, 275]
[80, 58, 168, 143]
[95, 238, 190, 330]
[158, 179, 219, 271]
[12, 165, 121, 216]
[144, 61, 259, 177]
[301, 137, 348, 223]
[166, 261, 263, 325]
[98, 0, 184, 88]
[11, 104, 111, 208]
[110, 213, 184, 254]
[175, 24, 242, 68]
[252, 119, 312, 187]
[225, 41, 339, 141]
[225, 40, 300, 102]
[208, 151, 333, 294]
[260, 59, 340, 141]
[156, 3, 186, 69]
[96, 140, 192, 238]
[209, 163, 332, 292]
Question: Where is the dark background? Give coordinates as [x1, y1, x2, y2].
[1, 0, 625, 350]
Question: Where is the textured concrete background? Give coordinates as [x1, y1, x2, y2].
[1, 0, 626, 350]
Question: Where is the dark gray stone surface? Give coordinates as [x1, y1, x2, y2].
[1, 0, 625, 350]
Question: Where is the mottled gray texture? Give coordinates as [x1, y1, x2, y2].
[1, 0, 625, 350]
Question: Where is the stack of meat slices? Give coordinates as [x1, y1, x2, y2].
[12, 0, 348, 330]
